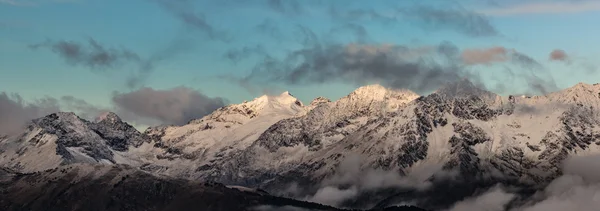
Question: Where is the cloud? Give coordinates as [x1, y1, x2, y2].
[0, 92, 60, 135]
[112, 86, 226, 125]
[447, 155, 600, 211]
[305, 155, 445, 207]
[400, 5, 498, 37]
[480, 1, 600, 16]
[234, 35, 559, 95]
[448, 185, 515, 211]
[458, 46, 558, 95]
[516, 155, 600, 211]
[0, 93, 109, 135]
[549, 49, 568, 62]
[547, 49, 597, 73]
[60, 96, 109, 120]
[461, 47, 508, 65]
[308, 186, 358, 207]
[241, 41, 469, 94]
[152, 0, 231, 42]
[29, 38, 142, 70]
[31, 37, 193, 89]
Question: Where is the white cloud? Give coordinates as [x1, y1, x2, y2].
[479, 1, 600, 16]
[448, 185, 515, 211]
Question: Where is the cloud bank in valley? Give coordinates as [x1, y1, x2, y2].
[446, 154, 600, 211]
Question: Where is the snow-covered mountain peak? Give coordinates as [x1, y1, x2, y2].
[347, 84, 418, 101]
[546, 82, 600, 106]
[45, 112, 79, 121]
[240, 91, 302, 110]
[280, 91, 292, 97]
[340, 84, 420, 112]
[33, 112, 88, 131]
[95, 112, 122, 124]
[348, 84, 389, 100]
[274, 91, 303, 107]
[310, 97, 331, 107]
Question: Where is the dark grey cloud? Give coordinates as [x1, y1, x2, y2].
[400, 5, 499, 37]
[0, 92, 60, 135]
[238, 41, 471, 94]
[0, 93, 109, 135]
[508, 51, 558, 94]
[60, 96, 109, 120]
[152, 0, 231, 42]
[29, 38, 142, 70]
[231, 38, 558, 95]
[112, 87, 226, 125]
[31, 37, 194, 89]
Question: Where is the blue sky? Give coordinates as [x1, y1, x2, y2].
[1, 0, 600, 127]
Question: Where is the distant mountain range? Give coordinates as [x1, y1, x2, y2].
[3, 80, 600, 210]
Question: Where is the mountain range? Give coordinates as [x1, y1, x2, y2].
[2, 80, 600, 210]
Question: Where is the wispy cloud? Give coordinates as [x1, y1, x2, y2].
[480, 1, 600, 16]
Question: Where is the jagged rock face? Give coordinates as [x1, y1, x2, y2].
[91, 112, 148, 151]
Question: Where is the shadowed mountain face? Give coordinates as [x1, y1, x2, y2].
[0, 164, 427, 211]
[3, 83, 600, 210]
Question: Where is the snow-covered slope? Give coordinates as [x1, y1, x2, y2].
[139, 91, 309, 177]
[201, 85, 421, 183]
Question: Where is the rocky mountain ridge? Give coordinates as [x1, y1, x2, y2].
[2, 81, 600, 210]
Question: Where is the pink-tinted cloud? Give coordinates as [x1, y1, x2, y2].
[549, 49, 568, 61]
[461, 47, 508, 65]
